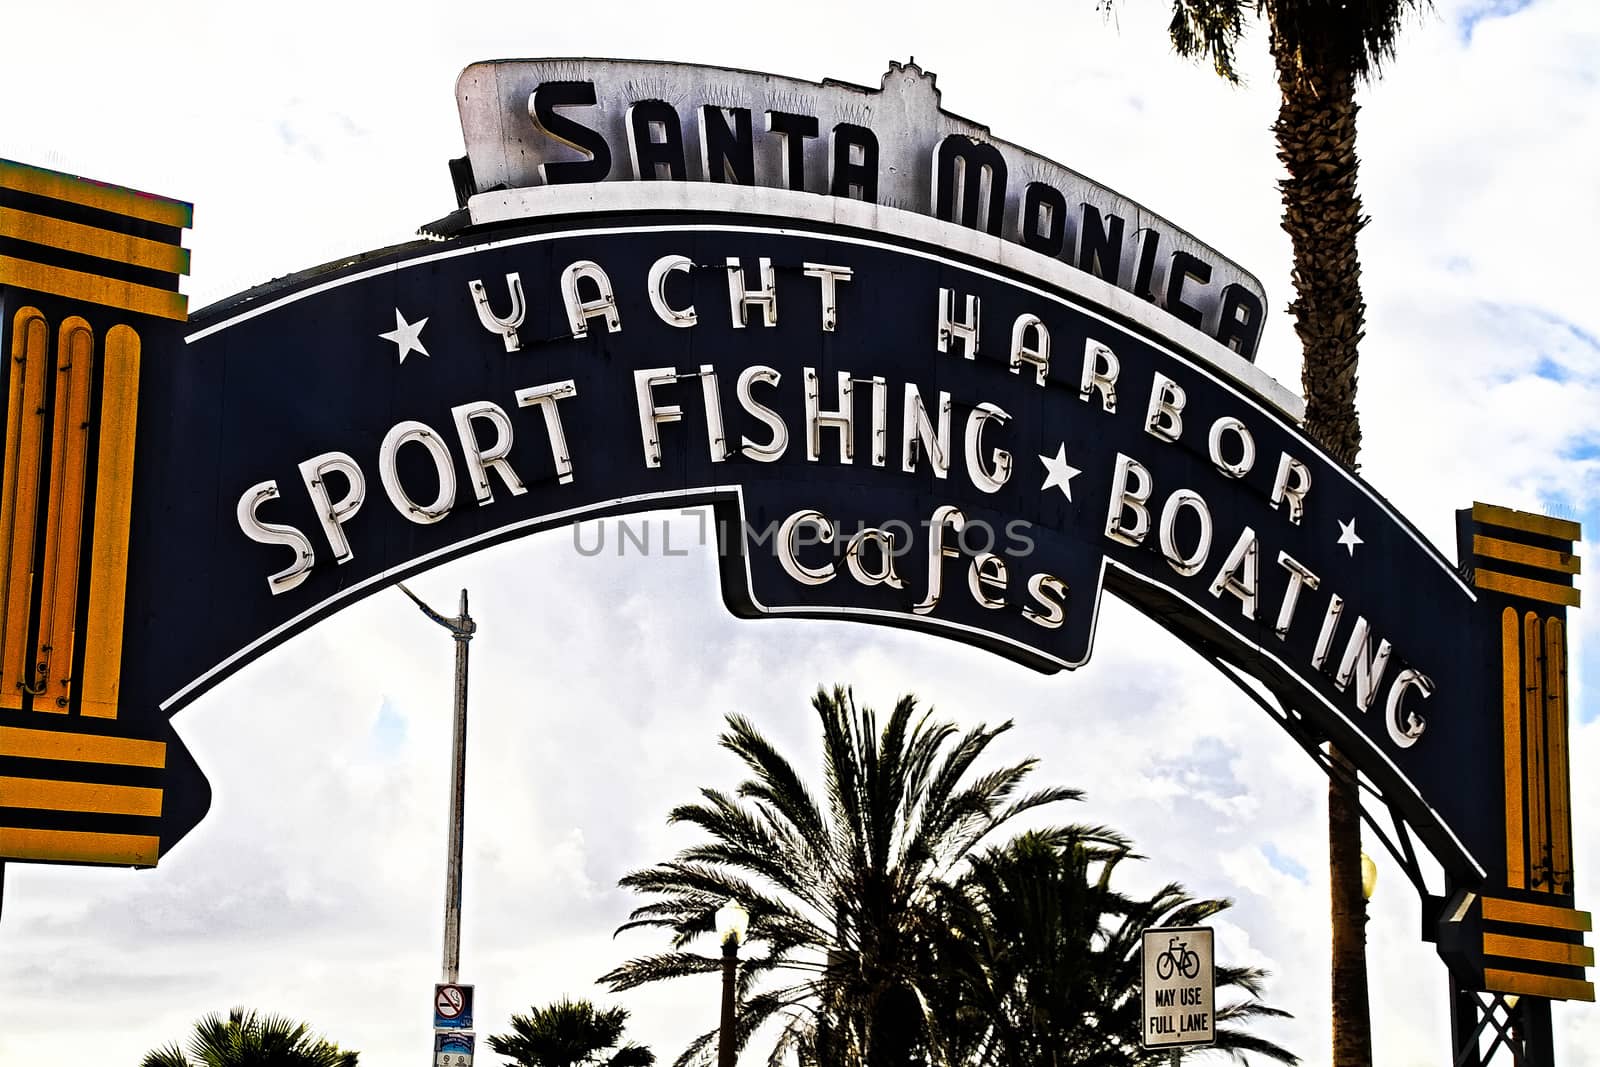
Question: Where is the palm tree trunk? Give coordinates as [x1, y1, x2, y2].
[1268, 19, 1372, 1067]
[868, 984, 923, 1067]
[1327, 751, 1372, 1066]
[1270, 35, 1367, 469]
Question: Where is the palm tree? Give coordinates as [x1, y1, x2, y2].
[602, 685, 1120, 1067]
[1105, 0, 1430, 462]
[1092, 4, 1430, 1063]
[487, 999, 654, 1067]
[927, 832, 1297, 1066]
[140, 1007, 358, 1067]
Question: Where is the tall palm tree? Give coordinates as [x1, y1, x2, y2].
[140, 1007, 358, 1067]
[602, 685, 1120, 1067]
[1093, 4, 1430, 1064]
[488, 998, 654, 1067]
[927, 832, 1297, 1066]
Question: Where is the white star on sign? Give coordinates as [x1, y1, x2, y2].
[380, 308, 429, 364]
[1039, 444, 1082, 501]
[1337, 517, 1364, 557]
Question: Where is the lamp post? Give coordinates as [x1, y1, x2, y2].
[397, 583, 476, 985]
[715, 898, 749, 1067]
[1357, 851, 1377, 1060]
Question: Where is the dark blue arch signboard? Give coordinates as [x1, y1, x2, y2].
[0, 57, 1588, 1060]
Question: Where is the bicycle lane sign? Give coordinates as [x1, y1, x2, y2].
[1141, 926, 1215, 1048]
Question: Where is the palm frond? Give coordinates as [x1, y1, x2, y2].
[601, 951, 720, 991]
[148, 1007, 358, 1067]
[138, 1044, 189, 1067]
[489, 997, 652, 1067]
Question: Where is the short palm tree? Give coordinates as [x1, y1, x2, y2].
[140, 1007, 358, 1067]
[928, 832, 1296, 1066]
[487, 998, 653, 1067]
[602, 685, 1119, 1067]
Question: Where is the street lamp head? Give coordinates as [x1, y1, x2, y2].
[715, 898, 749, 948]
[1360, 851, 1378, 902]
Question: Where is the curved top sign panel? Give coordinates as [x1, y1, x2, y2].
[454, 59, 1269, 363]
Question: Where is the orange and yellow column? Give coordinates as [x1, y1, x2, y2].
[0, 158, 188, 866]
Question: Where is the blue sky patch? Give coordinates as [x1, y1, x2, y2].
[371, 698, 407, 756]
[1472, 303, 1600, 388]
[1458, 0, 1538, 43]
[1147, 737, 1248, 801]
[1530, 355, 1572, 384]
[1262, 842, 1309, 883]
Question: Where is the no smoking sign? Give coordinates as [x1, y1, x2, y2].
[434, 983, 474, 1030]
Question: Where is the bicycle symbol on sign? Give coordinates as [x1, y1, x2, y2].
[1155, 935, 1201, 981]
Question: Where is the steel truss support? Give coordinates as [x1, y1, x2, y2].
[1451, 985, 1554, 1067]
[1206, 652, 1432, 893]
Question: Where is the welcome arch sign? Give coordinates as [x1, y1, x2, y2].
[0, 58, 1587, 1063]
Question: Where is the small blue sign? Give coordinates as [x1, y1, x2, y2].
[433, 1030, 473, 1067]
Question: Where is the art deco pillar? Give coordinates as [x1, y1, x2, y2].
[0, 159, 191, 867]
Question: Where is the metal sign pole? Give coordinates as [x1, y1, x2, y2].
[397, 584, 476, 984]
[442, 588, 472, 984]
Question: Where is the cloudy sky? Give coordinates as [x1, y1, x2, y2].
[2, 0, 1598, 1064]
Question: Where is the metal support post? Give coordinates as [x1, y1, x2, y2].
[719, 939, 739, 1067]
[1450, 977, 1485, 1067]
[398, 583, 475, 985]
[1519, 997, 1555, 1067]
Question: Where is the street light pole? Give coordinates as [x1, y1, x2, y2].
[398, 583, 476, 984]
[715, 899, 749, 1067]
[719, 939, 738, 1067]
